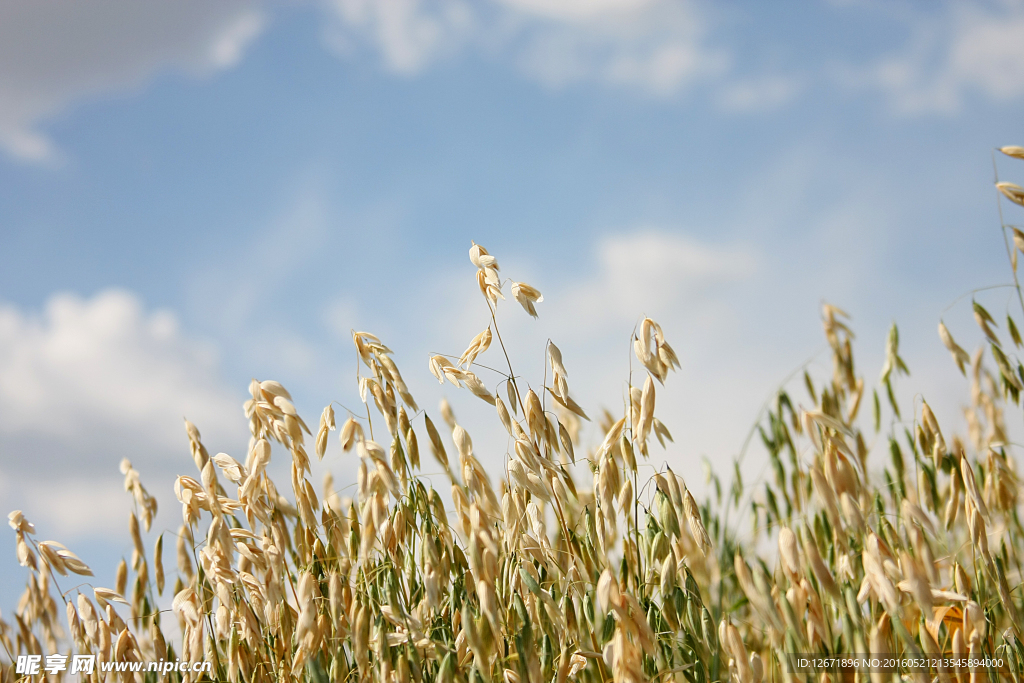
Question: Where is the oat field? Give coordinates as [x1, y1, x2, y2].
[6, 148, 1024, 683]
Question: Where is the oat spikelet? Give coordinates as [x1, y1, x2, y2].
[511, 281, 543, 318]
[997, 181, 1024, 206]
[11, 234, 1024, 683]
[682, 485, 712, 555]
[939, 321, 970, 375]
[458, 328, 492, 367]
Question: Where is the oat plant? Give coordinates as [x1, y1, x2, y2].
[6, 148, 1024, 683]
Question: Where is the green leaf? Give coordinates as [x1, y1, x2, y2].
[519, 567, 542, 597]
[872, 389, 880, 432]
[803, 371, 817, 403]
[1009, 315, 1023, 347]
[974, 301, 997, 325]
[656, 490, 681, 538]
[885, 378, 900, 419]
[991, 343, 1023, 390]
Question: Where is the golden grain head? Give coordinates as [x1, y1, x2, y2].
[6, 203, 1024, 683]
[999, 145, 1024, 160]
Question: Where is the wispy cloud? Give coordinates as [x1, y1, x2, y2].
[7, 0, 1022, 168]
[322, 0, 475, 75]
[0, 0, 266, 163]
[321, 0, 729, 95]
[716, 74, 805, 113]
[846, 0, 1024, 114]
[0, 288, 248, 555]
[503, 0, 729, 94]
[554, 231, 757, 333]
[0, 290, 243, 466]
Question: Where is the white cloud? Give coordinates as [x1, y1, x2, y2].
[0, 290, 243, 462]
[209, 10, 267, 69]
[0, 289, 247, 557]
[717, 74, 804, 113]
[394, 230, 762, 491]
[497, 0, 656, 22]
[0, 473, 127, 539]
[9, 0, 1020, 163]
[504, 0, 728, 94]
[555, 230, 757, 332]
[0, 0, 266, 162]
[321, 0, 728, 95]
[855, 1, 1024, 114]
[411, 232, 757, 393]
[322, 0, 474, 74]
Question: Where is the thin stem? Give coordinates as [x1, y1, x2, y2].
[626, 324, 642, 590]
[331, 400, 370, 421]
[353, 343, 375, 443]
[28, 538, 68, 606]
[542, 340, 549, 417]
[993, 150, 1024, 320]
[487, 299, 527, 416]
[431, 352, 513, 380]
[941, 284, 1018, 315]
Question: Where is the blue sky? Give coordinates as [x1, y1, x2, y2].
[1, 0, 1024, 609]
